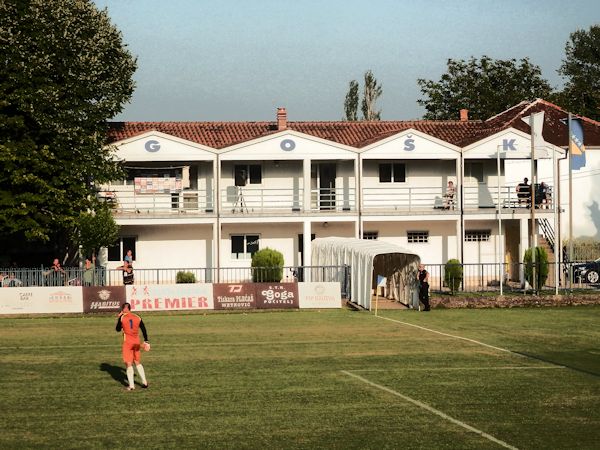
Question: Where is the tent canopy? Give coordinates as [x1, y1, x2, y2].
[311, 237, 420, 309]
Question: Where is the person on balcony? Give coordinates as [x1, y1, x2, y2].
[45, 258, 66, 286]
[443, 181, 456, 210]
[516, 178, 531, 207]
[538, 182, 550, 209]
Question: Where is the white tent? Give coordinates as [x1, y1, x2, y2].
[311, 237, 420, 310]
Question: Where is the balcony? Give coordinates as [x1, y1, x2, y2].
[99, 187, 214, 216]
[362, 186, 456, 213]
[219, 187, 357, 215]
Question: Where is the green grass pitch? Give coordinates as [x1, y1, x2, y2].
[1, 307, 599, 449]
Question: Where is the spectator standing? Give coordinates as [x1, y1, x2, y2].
[116, 260, 134, 285]
[417, 263, 431, 311]
[45, 258, 66, 286]
[83, 255, 96, 286]
[516, 178, 531, 207]
[124, 249, 133, 264]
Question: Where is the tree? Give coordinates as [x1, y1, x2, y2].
[361, 70, 383, 121]
[343, 70, 382, 121]
[556, 25, 600, 121]
[76, 206, 120, 258]
[343, 80, 359, 121]
[0, 0, 135, 258]
[417, 56, 553, 120]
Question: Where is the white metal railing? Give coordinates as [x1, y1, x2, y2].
[362, 186, 450, 211]
[99, 187, 214, 214]
[463, 184, 554, 210]
[220, 187, 303, 213]
[310, 188, 356, 211]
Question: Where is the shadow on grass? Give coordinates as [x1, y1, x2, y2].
[514, 351, 600, 378]
[100, 363, 128, 386]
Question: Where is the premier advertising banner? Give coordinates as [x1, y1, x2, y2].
[0, 287, 83, 315]
[126, 284, 214, 311]
[82, 287, 126, 313]
[213, 283, 256, 310]
[298, 282, 342, 309]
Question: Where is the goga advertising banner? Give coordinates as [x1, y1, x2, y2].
[126, 284, 214, 311]
[254, 282, 299, 309]
[82, 286, 126, 313]
[0, 287, 84, 315]
[298, 282, 342, 309]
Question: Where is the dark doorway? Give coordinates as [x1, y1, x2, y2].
[319, 163, 336, 210]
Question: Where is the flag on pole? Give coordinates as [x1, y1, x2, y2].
[570, 117, 586, 171]
[522, 111, 546, 151]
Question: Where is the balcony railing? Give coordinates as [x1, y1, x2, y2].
[99, 188, 214, 215]
[98, 184, 553, 216]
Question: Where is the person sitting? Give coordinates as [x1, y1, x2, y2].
[443, 181, 456, 210]
[516, 178, 531, 207]
[538, 182, 550, 209]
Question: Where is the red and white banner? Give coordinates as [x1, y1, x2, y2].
[298, 282, 342, 309]
[126, 284, 214, 311]
[0, 287, 83, 314]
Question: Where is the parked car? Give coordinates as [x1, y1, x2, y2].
[571, 258, 600, 283]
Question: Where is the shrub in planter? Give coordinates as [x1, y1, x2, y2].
[176, 271, 196, 283]
[523, 246, 549, 289]
[251, 248, 284, 282]
[444, 259, 463, 294]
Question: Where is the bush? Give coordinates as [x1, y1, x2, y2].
[176, 271, 196, 283]
[251, 248, 284, 282]
[523, 246, 549, 289]
[444, 259, 463, 294]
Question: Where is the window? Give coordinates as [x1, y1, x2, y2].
[107, 237, 137, 262]
[234, 164, 262, 186]
[407, 231, 429, 243]
[379, 163, 405, 183]
[465, 230, 491, 242]
[125, 167, 181, 185]
[362, 231, 379, 240]
[231, 234, 259, 259]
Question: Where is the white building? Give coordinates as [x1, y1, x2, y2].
[101, 100, 600, 281]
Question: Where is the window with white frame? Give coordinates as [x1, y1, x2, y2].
[465, 230, 491, 242]
[407, 231, 429, 243]
[108, 237, 137, 262]
[379, 163, 406, 183]
[231, 234, 260, 259]
[362, 231, 379, 240]
[234, 164, 262, 186]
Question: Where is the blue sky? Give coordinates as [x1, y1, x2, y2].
[94, 0, 599, 122]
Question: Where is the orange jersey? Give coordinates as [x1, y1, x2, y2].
[120, 312, 142, 344]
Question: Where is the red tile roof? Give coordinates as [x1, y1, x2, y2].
[106, 99, 600, 149]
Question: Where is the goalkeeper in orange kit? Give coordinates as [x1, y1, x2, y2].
[116, 302, 150, 391]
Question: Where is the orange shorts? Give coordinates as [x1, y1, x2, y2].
[122, 339, 141, 364]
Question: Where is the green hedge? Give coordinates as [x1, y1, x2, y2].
[251, 248, 284, 282]
[176, 271, 196, 283]
[444, 259, 463, 294]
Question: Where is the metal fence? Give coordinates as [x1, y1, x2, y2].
[0, 265, 351, 298]
[422, 262, 600, 294]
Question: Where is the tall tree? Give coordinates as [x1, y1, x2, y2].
[343, 70, 383, 121]
[0, 0, 135, 258]
[556, 25, 600, 121]
[417, 56, 553, 120]
[343, 80, 359, 121]
[361, 70, 383, 121]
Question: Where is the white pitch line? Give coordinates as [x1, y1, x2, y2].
[341, 370, 519, 450]
[350, 365, 565, 372]
[376, 314, 524, 356]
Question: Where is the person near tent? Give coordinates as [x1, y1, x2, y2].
[417, 263, 430, 311]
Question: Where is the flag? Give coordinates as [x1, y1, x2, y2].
[377, 275, 387, 287]
[522, 111, 546, 151]
[570, 117, 586, 171]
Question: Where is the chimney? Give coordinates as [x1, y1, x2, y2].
[460, 109, 469, 122]
[277, 107, 287, 130]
